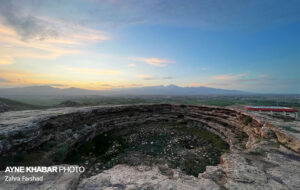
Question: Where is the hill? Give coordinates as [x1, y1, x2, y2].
[0, 97, 39, 112]
[0, 85, 250, 97]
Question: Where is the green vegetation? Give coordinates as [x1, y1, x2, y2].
[243, 116, 253, 125]
[65, 129, 127, 164]
[199, 99, 236, 106]
[269, 141, 281, 148]
[1, 95, 299, 112]
[234, 132, 249, 145]
[64, 123, 229, 177]
[248, 149, 266, 156]
[73, 96, 237, 107]
[174, 127, 229, 152]
[0, 97, 40, 111]
[41, 141, 58, 151]
[52, 143, 69, 162]
[13, 98, 63, 107]
[13, 131, 26, 139]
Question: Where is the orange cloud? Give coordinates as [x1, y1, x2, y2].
[0, 19, 109, 63]
[131, 57, 174, 67]
[189, 83, 210, 87]
[0, 70, 62, 85]
[0, 69, 131, 90]
[212, 73, 248, 80]
[0, 55, 13, 65]
[0, 25, 16, 35]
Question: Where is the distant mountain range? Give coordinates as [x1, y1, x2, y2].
[0, 85, 250, 97]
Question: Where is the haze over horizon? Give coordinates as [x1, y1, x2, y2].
[0, 0, 299, 93]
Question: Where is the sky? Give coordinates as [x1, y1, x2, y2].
[0, 0, 299, 93]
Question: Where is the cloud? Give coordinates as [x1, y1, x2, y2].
[48, 84, 68, 87]
[189, 83, 210, 87]
[0, 70, 31, 80]
[0, 20, 109, 64]
[0, 69, 130, 90]
[7, 0, 296, 31]
[0, 1, 110, 65]
[131, 57, 174, 67]
[0, 69, 64, 87]
[138, 75, 175, 80]
[138, 74, 156, 80]
[128, 63, 136, 67]
[162, 76, 175, 79]
[90, 82, 143, 89]
[0, 0, 58, 41]
[190, 74, 281, 91]
[0, 78, 9, 83]
[65, 67, 120, 75]
[0, 1, 107, 42]
[211, 73, 279, 88]
[213, 73, 248, 80]
[0, 0, 298, 39]
[189, 82, 234, 87]
[231, 75, 278, 85]
[213, 73, 276, 85]
[0, 55, 14, 65]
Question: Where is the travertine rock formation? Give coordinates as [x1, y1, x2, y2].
[78, 165, 221, 190]
[0, 104, 299, 190]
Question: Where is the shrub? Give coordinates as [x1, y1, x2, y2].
[243, 116, 252, 125]
[52, 143, 68, 162]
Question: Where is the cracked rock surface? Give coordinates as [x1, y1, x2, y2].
[78, 164, 220, 190]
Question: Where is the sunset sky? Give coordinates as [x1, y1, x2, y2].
[0, 0, 299, 93]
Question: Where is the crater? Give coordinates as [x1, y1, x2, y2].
[1, 104, 299, 189]
[0, 104, 250, 178]
[64, 121, 229, 177]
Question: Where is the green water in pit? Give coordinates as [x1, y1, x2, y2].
[65, 122, 229, 177]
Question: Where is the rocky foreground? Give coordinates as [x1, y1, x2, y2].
[0, 104, 299, 190]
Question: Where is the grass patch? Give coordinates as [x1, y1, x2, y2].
[199, 100, 236, 107]
[235, 132, 248, 143]
[9, 97, 63, 107]
[52, 143, 69, 162]
[13, 131, 26, 139]
[248, 149, 266, 156]
[0, 134, 5, 140]
[41, 141, 57, 151]
[243, 116, 252, 125]
[65, 130, 127, 164]
[0, 97, 40, 110]
[174, 127, 229, 152]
